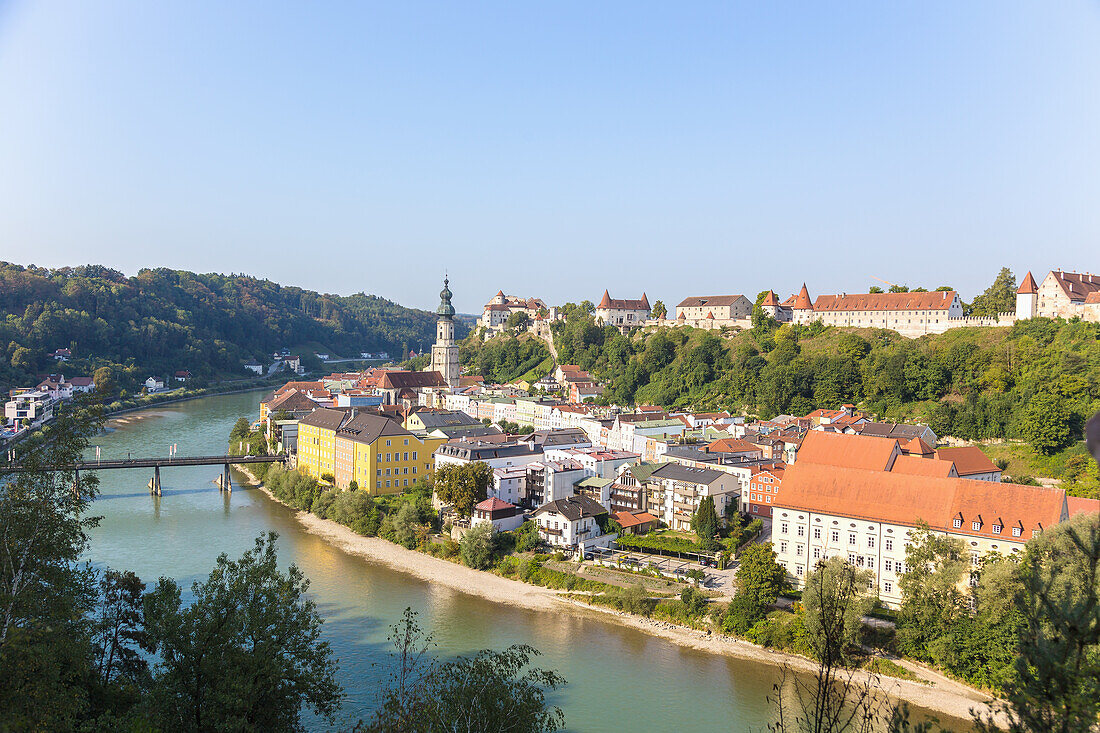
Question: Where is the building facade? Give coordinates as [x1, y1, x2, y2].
[595, 291, 651, 332]
[430, 277, 460, 388]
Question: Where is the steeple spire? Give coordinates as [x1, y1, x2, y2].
[436, 276, 455, 318]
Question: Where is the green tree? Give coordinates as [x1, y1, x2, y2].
[978, 513, 1100, 733]
[888, 284, 910, 293]
[391, 502, 422, 549]
[651, 300, 667, 319]
[1019, 391, 1073, 455]
[691, 496, 720, 547]
[868, 286, 884, 294]
[367, 608, 565, 733]
[507, 311, 530, 331]
[230, 417, 251, 439]
[896, 523, 968, 659]
[0, 403, 104, 729]
[93, 366, 117, 395]
[970, 267, 1017, 317]
[91, 569, 152, 690]
[434, 462, 493, 517]
[734, 543, 786, 623]
[459, 522, 497, 570]
[801, 557, 873, 667]
[143, 532, 343, 731]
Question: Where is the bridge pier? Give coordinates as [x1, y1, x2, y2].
[149, 466, 161, 496]
[222, 463, 231, 493]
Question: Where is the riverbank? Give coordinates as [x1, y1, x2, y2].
[240, 470, 1005, 727]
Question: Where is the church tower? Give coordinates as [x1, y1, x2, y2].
[431, 276, 460, 388]
[1015, 271, 1038, 320]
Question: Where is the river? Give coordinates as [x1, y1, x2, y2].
[84, 391, 962, 731]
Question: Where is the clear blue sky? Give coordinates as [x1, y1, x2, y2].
[1, 2, 1098, 313]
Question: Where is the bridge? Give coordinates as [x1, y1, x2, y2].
[2, 453, 287, 496]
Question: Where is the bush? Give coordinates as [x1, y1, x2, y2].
[679, 586, 708, 617]
[497, 556, 519, 576]
[311, 489, 337, 519]
[320, 472, 334, 484]
[513, 520, 540, 552]
[617, 584, 655, 616]
[391, 503, 421, 549]
[460, 523, 497, 570]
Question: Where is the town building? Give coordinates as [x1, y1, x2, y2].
[595, 291, 651, 332]
[934, 447, 1002, 482]
[772, 461, 1068, 607]
[531, 495, 611, 551]
[480, 291, 550, 330]
[1026, 269, 1100, 321]
[744, 464, 785, 519]
[648, 463, 740, 532]
[4, 390, 55, 428]
[430, 277, 460, 388]
[613, 510, 659, 535]
[674, 295, 753, 321]
[471, 497, 524, 532]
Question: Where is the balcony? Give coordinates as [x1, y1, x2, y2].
[538, 526, 563, 537]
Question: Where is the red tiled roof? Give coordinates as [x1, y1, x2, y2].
[793, 283, 812, 310]
[934, 447, 1000, 477]
[1067, 497, 1100, 516]
[796, 431, 898, 472]
[777, 462, 1067, 541]
[761, 290, 780, 307]
[706, 438, 761, 454]
[1017, 271, 1038, 294]
[475, 497, 516, 512]
[901, 437, 935, 456]
[598, 291, 650, 311]
[613, 511, 658, 528]
[890, 455, 957, 478]
[811, 290, 958, 313]
[1051, 270, 1100, 302]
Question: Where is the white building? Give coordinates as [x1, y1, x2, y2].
[4, 391, 56, 428]
[471, 497, 524, 533]
[648, 463, 741, 532]
[772, 460, 1067, 608]
[430, 277, 461, 388]
[531, 495, 612, 550]
[675, 294, 753, 321]
[595, 291, 651, 332]
[144, 377, 166, 393]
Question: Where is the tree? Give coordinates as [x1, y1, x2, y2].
[434, 462, 493, 517]
[888, 284, 910, 293]
[896, 523, 967, 659]
[868, 286, 884, 294]
[91, 570, 152, 689]
[1019, 391, 1073, 455]
[93, 366, 117, 396]
[391, 502, 422, 549]
[230, 417, 251, 439]
[0, 403, 104, 729]
[977, 513, 1100, 733]
[651, 300, 667, 320]
[970, 267, 1017, 317]
[734, 543, 786, 624]
[367, 608, 566, 733]
[506, 311, 530, 331]
[691, 496, 720, 546]
[459, 523, 497, 570]
[143, 532, 343, 731]
[801, 557, 873, 667]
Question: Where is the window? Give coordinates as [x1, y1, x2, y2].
[813, 547, 821, 559]
[780, 523, 789, 535]
[780, 541, 788, 553]
[884, 581, 892, 594]
[831, 531, 839, 543]
[797, 526, 805, 537]
[866, 557, 874, 569]
[953, 518, 962, 528]
[412, 451, 417, 460]
[972, 521, 981, 531]
[1012, 527, 1021, 537]
[386, 440, 391, 447]
[867, 536, 875, 549]
[971, 553, 981, 567]
[404, 439, 409, 446]
[992, 524, 1002, 534]
[848, 534, 856, 545]
[796, 565, 804, 577]
[385, 480, 390, 487]
[848, 553, 857, 565]
[884, 538, 893, 551]
[386, 453, 391, 462]
[813, 528, 821, 539]
[885, 559, 893, 572]
[412, 467, 417, 474]
[896, 562, 905, 574]
[376, 481, 381, 488]
[796, 544, 804, 556]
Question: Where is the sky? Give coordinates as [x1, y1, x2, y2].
[1, 2, 1098, 314]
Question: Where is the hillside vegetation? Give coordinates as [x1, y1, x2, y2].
[0, 262, 456, 389]
[550, 305, 1098, 446]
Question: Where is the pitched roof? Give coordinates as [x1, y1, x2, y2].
[761, 290, 780, 307]
[811, 290, 958, 313]
[675, 295, 748, 308]
[597, 291, 650, 311]
[268, 390, 323, 413]
[777, 462, 1067, 541]
[475, 497, 515, 512]
[706, 438, 762, 454]
[1017, 271, 1038, 294]
[299, 408, 349, 431]
[613, 511, 658, 529]
[1067, 496, 1100, 516]
[651, 462, 729, 485]
[379, 371, 447, 389]
[854, 422, 932, 441]
[532, 494, 608, 521]
[934, 447, 1000, 477]
[793, 283, 813, 310]
[338, 412, 411, 444]
[1050, 270, 1100, 302]
[889, 455, 957, 478]
[625, 461, 666, 483]
[412, 410, 480, 429]
[796, 431, 898, 472]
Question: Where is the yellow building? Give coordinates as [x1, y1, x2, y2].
[299, 408, 445, 494]
[296, 408, 348, 481]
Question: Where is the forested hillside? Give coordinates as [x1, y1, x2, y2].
[0, 262, 455, 388]
[550, 305, 1100, 452]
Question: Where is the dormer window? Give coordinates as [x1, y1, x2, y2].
[972, 521, 981, 531]
[992, 524, 1002, 534]
[1012, 527, 1021, 537]
[952, 518, 962, 528]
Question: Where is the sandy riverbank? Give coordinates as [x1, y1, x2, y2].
[245, 474, 1004, 727]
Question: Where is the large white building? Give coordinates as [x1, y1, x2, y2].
[595, 291, 651, 332]
[1019, 269, 1100, 321]
[675, 294, 753, 321]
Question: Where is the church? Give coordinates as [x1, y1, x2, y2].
[430, 276, 460, 388]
